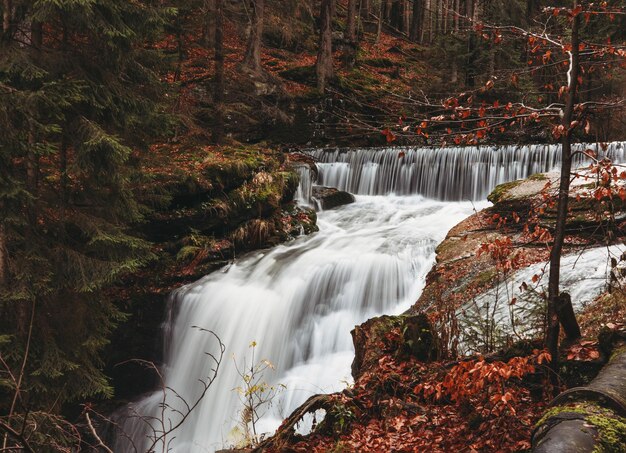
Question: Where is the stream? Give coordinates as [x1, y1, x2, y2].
[116, 142, 625, 452]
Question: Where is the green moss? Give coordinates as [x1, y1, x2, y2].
[536, 402, 598, 428]
[528, 173, 548, 181]
[588, 412, 626, 453]
[336, 68, 382, 95]
[487, 180, 523, 204]
[538, 403, 626, 452]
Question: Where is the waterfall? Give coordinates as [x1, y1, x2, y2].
[115, 142, 626, 452]
[293, 164, 314, 207]
[311, 142, 626, 201]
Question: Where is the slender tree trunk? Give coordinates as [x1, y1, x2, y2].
[547, 2, 581, 381]
[436, 0, 442, 36]
[404, 0, 410, 33]
[2, 0, 10, 35]
[242, 0, 264, 74]
[410, 0, 422, 41]
[390, 0, 404, 31]
[202, 0, 216, 48]
[464, 0, 475, 86]
[359, 0, 370, 34]
[213, 0, 225, 144]
[526, 0, 538, 23]
[347, 0, 358, 42]
[376, 0, 384, 42]
[25, 21, 42, 199]
[384, 0, 392, 21]
[174, 14, 184, 82]
[316, 0, 334, 92]
[0, 223, 6, 285]
[345, 0, 358, 67]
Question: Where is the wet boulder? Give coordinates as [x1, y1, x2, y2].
[312, 186, 355, 210]
[351, 314, 437, 380]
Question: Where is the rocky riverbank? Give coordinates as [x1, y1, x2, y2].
[104, 145, 319, 401]
[256, 170, 626, 452]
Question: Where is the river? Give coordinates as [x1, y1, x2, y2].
[115, 142, 625, 452]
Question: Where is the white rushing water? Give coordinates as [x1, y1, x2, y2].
[117, 142, 626, 452]
[117, 195, 485, 452]
[311, 142, 626, 200]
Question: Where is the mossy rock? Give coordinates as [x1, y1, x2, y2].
[487, 180, 523, 204]
[351, 314, 437, 379]
[528, 173, 548, 181]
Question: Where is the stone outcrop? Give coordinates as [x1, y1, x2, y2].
[313, 185, 355, 210]
[412, 171, 626, 318]
[351, 314, 437, 380]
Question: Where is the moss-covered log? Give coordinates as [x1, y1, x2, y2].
[532, 336, 626, 453]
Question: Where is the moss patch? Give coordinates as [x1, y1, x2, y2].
[528, 173, 548, 181]
[537, 403, 626, 452]
[588, 412, 626, 453]
[487, 180, 523, 204]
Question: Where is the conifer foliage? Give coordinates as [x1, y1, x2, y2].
[0, 0, 170, 409]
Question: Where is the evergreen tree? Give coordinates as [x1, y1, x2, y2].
[0, 0, 171, 410]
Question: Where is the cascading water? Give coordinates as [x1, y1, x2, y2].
[311, 142, 626, 200]
[293, 164, 314, 207]
[116, 142, 626, 452]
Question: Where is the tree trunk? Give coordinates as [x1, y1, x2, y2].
[360, 0, 370, 18]
[0, 223, 6, 285]
[464, 0, 475, 86]
[384, 0, 392, 21]
[390, 0, 403, 31]
[242, 0, 264, 74]
[410, 0, 422, 42]
[427, 0, 433, 42]
[213, 0, 225, 144]
[345, 0, 358, 67]
[2, 0, 10, 35]
[404, 0, 410, 33]
[376, 0, 384, 42]
[347, 0, 358, 42]
[526, 0, 538, 23]
[202, 0, 216, 48]
[316, 0, 334, 92]
[547, 2, 581, 380]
